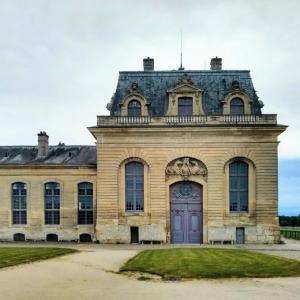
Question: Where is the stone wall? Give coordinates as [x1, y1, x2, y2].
[92, 124, 283, 244]
[0, 124, 284, 244]
[0, 167, 96, 241]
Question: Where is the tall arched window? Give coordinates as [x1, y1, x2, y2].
[78, 182, 93, 224]
[128, 100, 141, 117]
[44, 182, 60, 224]
[125, 161, 144, 211]
[12, 182, 27, 224]
[230, 97, 244, 115]
[229, 160, 248, 212]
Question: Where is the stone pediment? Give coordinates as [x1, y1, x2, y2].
[167, 74, 202, 95]
[166, 157, 207, 180]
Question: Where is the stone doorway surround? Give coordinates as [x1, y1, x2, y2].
[170, 181, 203, 243]
[165, 157, 208, 244]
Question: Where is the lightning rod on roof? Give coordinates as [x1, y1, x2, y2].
[179, 30, 184, 70]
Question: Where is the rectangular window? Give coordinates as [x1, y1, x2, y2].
[12, 183, 27, 225]
[78, 183, 93, 224]
[125, 162, 144, 212]
[45, 183, 60, 225]
[178, 97, 193, 116]
[229, 161, 248, 212]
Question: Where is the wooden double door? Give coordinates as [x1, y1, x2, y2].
[170, 181, 203, 244]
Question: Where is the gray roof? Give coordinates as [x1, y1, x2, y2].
[109, 70, 262, 116]
[0, 146, 96, 166]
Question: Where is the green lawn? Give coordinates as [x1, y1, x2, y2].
[121, 248, 300, 279]
[0, 247, 77, 269]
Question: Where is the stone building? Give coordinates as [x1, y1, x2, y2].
[0, 57, 286, 244]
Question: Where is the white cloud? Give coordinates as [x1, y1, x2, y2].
[0, 0, 299, 157]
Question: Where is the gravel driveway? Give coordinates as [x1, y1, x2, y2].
[0, 240, 299, 300]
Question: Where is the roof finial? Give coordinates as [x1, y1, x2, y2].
[179, 30, 184, 70]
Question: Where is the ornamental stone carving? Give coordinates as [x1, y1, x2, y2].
[166, 157, 207, 180]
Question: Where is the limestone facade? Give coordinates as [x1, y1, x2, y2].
[0, 57, 287, 243]
[0, 167, 96, 241]
[90, 125, 284, 244]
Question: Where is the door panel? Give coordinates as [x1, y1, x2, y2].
[187, 203, 202, 243]
[170, 204, 185, 243]
[170, 182, 203, 244]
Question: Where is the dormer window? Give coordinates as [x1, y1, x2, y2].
[128, 100, 141, 117]
[178, 97, 193, 116]
[166, 74, 204, 116]
[230, 98, 244, 115]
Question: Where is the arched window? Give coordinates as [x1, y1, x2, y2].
[230, 98, 244, 115]
[128, 100, 141, 117]
[125, 161, 144, 211]
[78, 182, 93, 225]
[229, 160, 248, 212]
[178, 97, 193, 116]
[44, 182, 60, 224]
[12, 182, 27, 224]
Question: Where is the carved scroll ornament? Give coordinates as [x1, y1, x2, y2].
[166, 157, 207, 180]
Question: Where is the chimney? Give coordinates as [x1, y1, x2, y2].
[143, 57, 154, 71]
[37, 131, 49, 157]
[210, 57, 222, 70]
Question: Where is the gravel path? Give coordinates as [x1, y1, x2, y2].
[0, 239, 299, 300]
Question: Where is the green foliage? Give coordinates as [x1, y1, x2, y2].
[0, 247, 77, 269]
[279, 215, 300, 227]
[121, 248, 300, 279]
[281, 230, 300, 240]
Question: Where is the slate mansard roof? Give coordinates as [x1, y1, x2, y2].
[0, 146, 96, 166]
[108, 70, 262, 116]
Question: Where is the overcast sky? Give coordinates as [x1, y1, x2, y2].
[0, 1, 299, 214]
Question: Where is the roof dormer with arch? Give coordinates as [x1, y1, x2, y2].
[108, 63, 263, 116]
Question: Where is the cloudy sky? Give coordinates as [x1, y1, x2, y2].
[0, 0, 299, 215]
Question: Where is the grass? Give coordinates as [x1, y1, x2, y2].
[121, 248, 300, 279]
[0, 247, 77, 269]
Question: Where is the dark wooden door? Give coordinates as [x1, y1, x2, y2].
[130, 226, 139, 243]
[170, 182, 202, 244]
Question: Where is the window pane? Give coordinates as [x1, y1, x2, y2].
[240, 177, 248, 189]
[20, 211, 27, 224]
[45, 211, 52, 224]
[13, 198, 19, 209]
[126, 179, 134, 189]
[45, 183, 60, 224]
[125, 162, 144, 211]
[86, 211, 93, 224]
[229, 161, 248, 212]
[53, 197, 60, 209]
[229, 163, 238, 175]
[230, 176, 238, 189]
[53, 211, 60, 224]
[12, 183, 27, 224]
[128, 100, 141, 117]
[230, 98, 244, 115]
[178, 97, 193, 116]
[78, 182, 93, 225]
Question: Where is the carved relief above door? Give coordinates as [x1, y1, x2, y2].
[166, 157, 207, 180]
